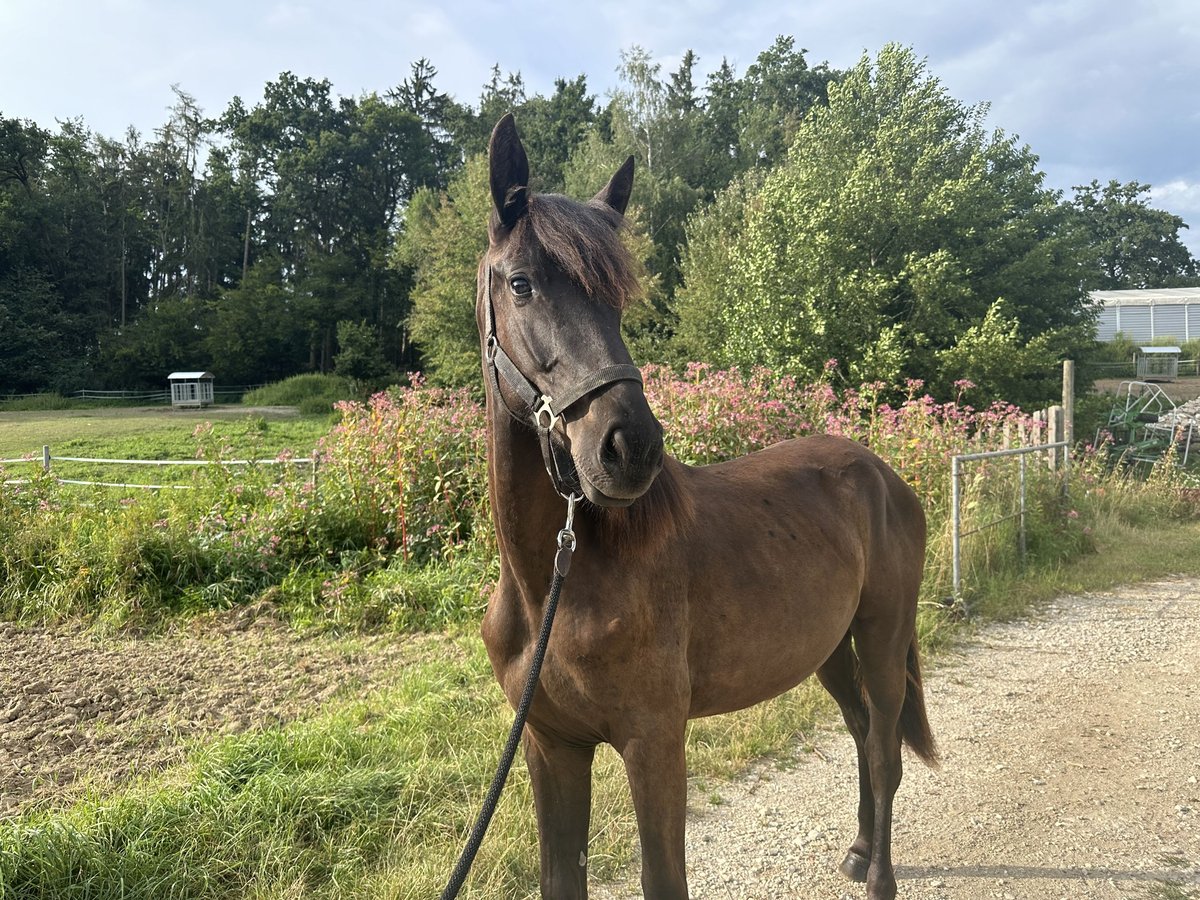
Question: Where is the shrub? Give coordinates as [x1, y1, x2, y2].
[242, 374, 355, 416]
[0, 392, 75, 411]
[2, 362, 1192, 630]
[316, 376, 488, 565]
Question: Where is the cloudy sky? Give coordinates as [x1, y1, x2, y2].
[4, 0, 1199, 254]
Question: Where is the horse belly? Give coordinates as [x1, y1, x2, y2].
[681, 513, 868, 720]
[685, 573, 860, 719]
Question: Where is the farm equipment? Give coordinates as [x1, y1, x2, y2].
[1097, 381, 1196, 466]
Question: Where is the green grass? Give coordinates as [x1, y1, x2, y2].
[0, 637, 636, 900]
[0, 407, 328, 461]
[242, 374, 356, 417]
[4, 516, 1200, 899]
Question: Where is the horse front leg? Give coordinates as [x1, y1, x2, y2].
[619, 729, 689, 899]
[524, 727, 596, 899]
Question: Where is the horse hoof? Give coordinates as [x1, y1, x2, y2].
[839, 849, 870, 883]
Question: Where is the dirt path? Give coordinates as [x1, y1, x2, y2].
[596, 579, 1200, 899]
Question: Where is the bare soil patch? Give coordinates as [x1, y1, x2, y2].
[0, 608, 436, 817]
[1093, 376, 1200, 404]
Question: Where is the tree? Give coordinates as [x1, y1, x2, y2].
[669, 168, 764, 365]
[735, 35, 838, 170]
[395, 154, 491, 387]
[334, 319, 393, 388]
[564, 47, 706, 303]
[0, 116, 120, 391]
[676, 45, 1091, 405]
[216, 74, 436, 374]
[389, 59, 464, 189]
[1069, 179, 1198, 288]
[514, 76, 596, 193]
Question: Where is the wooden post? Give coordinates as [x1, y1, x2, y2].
[1062, 359, 1075, 447]
[1048, 406, 1064, 469]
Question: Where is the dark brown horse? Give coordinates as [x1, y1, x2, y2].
[477, 113, 937, 900]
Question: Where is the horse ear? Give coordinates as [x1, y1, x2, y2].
[592, 156, 635, 216]
[488, 113, 529, 231]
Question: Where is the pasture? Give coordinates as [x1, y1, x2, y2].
[1, 375, 1199, 898]
[0, 404, 324, 462]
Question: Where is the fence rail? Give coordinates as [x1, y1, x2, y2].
[950, 441, 1070, 602]
[1, 386, 265, 405]
[1, 446, 317, 490]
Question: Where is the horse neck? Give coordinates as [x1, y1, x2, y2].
[485, 395, 574, 590]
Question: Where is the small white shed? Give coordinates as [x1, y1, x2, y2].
[168, 371, 215, 408]
[1135, 347, 1181, 382]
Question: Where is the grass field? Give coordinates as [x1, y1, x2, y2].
[2, 385, 1199, 897]
[3, 515, 1199, 899]
[0, 405, 328, 461]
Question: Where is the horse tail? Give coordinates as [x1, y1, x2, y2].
[901, 636, 940, 768]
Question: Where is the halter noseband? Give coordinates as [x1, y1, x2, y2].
[483, 265, 644, 499]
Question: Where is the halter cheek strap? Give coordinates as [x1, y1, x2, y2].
[483, 266, 643, 498]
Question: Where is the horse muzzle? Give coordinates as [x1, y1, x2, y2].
[570, 388, 664, 507]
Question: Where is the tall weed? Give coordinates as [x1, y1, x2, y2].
[1, 366, 1194, 630]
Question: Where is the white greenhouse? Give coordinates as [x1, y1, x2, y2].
[1092, 288, 1200, 343]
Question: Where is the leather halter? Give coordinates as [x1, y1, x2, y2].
[483, 264, 644, 499]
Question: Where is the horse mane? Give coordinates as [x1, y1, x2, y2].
[589, 457, 695, 558]
[511, 192, 644, 310]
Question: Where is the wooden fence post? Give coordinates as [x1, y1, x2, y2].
[1062, 359, 1075, 447]
[1047, 406, 1064, 469]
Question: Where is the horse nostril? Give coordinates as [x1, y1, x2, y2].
[604, 426, 631, 465]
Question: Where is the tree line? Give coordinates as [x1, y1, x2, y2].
[1, 38, 1197, 403]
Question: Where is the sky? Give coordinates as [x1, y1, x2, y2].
[3, 0, 1199, 255]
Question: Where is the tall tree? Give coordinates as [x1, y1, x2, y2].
[1069, 179, 1198, 288]
[736, 35, 837, 169]
[389, 58, 464, 188]
[676, 45, 1091, 405]
[515, 76, 596, 193]
[214, 74, 434, 374]
[395, 153, 490, 388]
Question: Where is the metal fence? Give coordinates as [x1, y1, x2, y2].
[950, 441, 1070, 601]
[1, 446, 317, 490]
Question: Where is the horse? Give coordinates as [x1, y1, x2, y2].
[476, 112, 938, 900]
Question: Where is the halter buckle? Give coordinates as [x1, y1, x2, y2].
[533, 395, 560, 432]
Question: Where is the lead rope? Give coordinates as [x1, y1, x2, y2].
[439, 493, 580, 900]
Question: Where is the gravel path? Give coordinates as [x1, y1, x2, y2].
[594, 578, 1200, 899]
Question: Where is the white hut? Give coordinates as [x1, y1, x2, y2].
[1135, 346, 1181, 381]
[168, 371, 215, 408]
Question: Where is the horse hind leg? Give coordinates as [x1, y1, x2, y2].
[816, 632, 874, 883]
[848, 614, 919, 900]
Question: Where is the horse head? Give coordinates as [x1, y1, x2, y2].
[479, 113, 664, 508]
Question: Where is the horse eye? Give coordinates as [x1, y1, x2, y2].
[509, 275, 533, 297]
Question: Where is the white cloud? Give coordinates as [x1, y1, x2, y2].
[1150, 180, 1200, 255]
